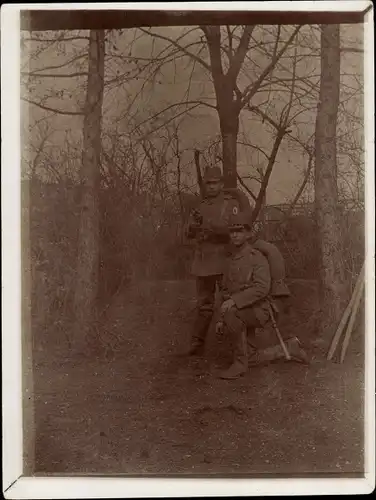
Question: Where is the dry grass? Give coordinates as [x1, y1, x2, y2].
[32, 279, 365, 476]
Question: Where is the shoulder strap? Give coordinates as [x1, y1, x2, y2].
[219, 197, 230, 220]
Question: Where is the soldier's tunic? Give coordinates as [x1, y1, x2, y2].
[219, 234, 309, 375]
[191, 192, 240, 277]
[222, 242, 271, 327]
[222, 242, 272, 368]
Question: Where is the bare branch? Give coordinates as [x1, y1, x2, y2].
[272, 26, 282, 60]
[247, 105, 281, 130]
[30, 128, 55, 178]
[282, 153, 314, 222]
[25, 53, 87, 74]
[134, 104, 202, 144]
[139, 27, 211, 73]
[280, 44, 298, 126]
[340, 47, 364, 53]
[22, 71, 88, 78]
[237, 173, 257, 201]
[251, 127, 289, 224]
[130, 100, 217, 136]
[194, 150, 204, 197]
[22, 97, 84, 116]
[226, 26, 234, 62]
[22, 35, 90, 42]
[236, 140, 270, 161]
[240, 26, 301, 108]
[227, 26, 255, 83]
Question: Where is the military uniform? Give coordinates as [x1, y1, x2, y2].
[220, 240, 272, 377]
[219, 213, 309, 379]
[190, 191, 240, 277]
[185, 167, 243, 354]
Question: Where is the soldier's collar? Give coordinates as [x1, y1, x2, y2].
[203, 192, 224, 203]
[232, 242, 250, 259]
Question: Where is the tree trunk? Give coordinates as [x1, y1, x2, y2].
[314, 24, 347, 341]
[73, 30, 105, 350]
[219, 109, 239, 189]
[22, 181, 35, 474]
[203, 26, 240, 189]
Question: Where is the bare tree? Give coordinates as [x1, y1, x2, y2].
[314, 24, 347, 340]
[132, 25, 302, 189]
[202, 25, 301, 187]
[22, 26, 364, 295]
[73, 30, 105, 350]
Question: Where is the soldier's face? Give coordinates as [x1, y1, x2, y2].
[230, 228, 249, 247]
[205, 180, 222, 197]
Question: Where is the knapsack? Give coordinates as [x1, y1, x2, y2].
[253, 239, 291, 298]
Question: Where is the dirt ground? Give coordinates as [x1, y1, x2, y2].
[32, 279, 365, 476]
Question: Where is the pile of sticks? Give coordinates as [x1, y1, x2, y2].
[327, 262, 365, 363]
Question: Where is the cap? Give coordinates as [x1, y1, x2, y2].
[229, 212, 252, 231]
[203, 166, 223, 182]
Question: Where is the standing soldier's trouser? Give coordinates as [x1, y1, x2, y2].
[191, 274, 222, 349]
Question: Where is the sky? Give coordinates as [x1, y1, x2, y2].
[21, 23, 364, 206]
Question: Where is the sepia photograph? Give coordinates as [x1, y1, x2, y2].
[1, 2, 375, 498]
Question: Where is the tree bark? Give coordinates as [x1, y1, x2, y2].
[74, 30, 105, 350]
[218, 109, 239, 188]
[314, 24, 347, 341]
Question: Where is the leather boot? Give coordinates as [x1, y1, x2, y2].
[219, 327, 248, 379]
[184, 312, 212, 357]
[287, 337, 310, 363]
[248, 337, 310, 366]
[186, 342, 205, 357]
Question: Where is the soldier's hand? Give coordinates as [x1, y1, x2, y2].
[189, 222, 201, 231]
[196, 227, 206, 242]
[221, 298, 235, 313]
[215, 321, 224, 335]
[197, 227, 212, 242]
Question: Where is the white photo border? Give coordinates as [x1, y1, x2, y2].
[2, 2, 375, 498]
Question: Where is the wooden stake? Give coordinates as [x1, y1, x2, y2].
[340, 274, 365, 363]
[327, 262, 365, 360]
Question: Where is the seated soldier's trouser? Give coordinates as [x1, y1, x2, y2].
[192, 274, 222, 348]
[223, 306, 264, 370]
[226, 298, 308, 368]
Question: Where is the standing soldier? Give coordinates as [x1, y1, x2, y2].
[185, 166, 248, 356]
[217, 212, 308, 380]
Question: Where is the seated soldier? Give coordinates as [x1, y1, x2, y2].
[217, 212, 308, 380]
